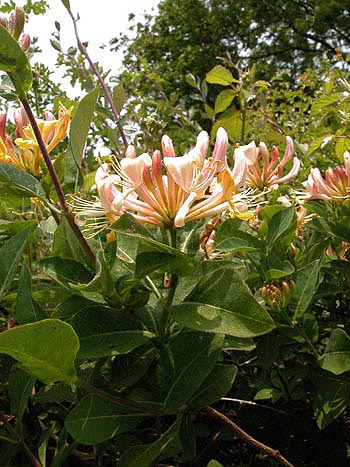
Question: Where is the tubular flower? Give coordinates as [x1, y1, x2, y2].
[0, 105, 72, 176]
[234, 136, 300, 190]
[112, 127, 235, 228]
[69, 163, 133, 237]
[302, 152, 350, 202]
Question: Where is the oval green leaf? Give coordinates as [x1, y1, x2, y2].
[0, 319, 79, 384]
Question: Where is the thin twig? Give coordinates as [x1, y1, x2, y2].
[66, 8, 128, 150]
[78, 379, 160, 416]
[204, 406, 296, 467]
[220, 397, 290, 416]
[18, 97, 96, 265]
[0, 412, 42, 467]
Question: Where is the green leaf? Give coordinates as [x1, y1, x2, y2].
[335, 137, 350, 161]
[212, 107, 242, 142]
[311, 370, 350, 429]
[69, 88, 99, 166]
[9, 366, 36, 420]
[15, 261, 47, 324]
[189, 364, 237, 409]
[207, 461, 224, 467]
[53, 217, 94, 269]
[67, 307, 154, 359]
[206, 65, 234, 86]
[214, 89, 236, 114]
[113, 82, 127, 113]
[0, 227, 32, 302]
[0, 24, 32, 97]
[39, 257, 93, 289]
[215, 218, 261, 253]
[0, 163, 48, 201]
[310, 93, 342, 116]
[0, 319, 79, 384]
[319, 329, 350, 375]
[290, 260, 320, 320]
[266, 206, 296, 247]
[160, 331, 224, 413]
[65, 394, 149, 444]
[256, 334, 279, 369]
[172, 266, 275, 337]
[118, 416, 182, 467]
[135, 238, 195, 278]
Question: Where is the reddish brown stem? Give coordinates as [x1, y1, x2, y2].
[204, 406, 296, 467]
[67, 9, 128, 151]
[0, 412, 42, 467]
[20, 96, 96, 265]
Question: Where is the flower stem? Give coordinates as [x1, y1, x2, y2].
[158, 228, 179, 338]
[20, 96, 96, 265]
[66, 7, 128, 151]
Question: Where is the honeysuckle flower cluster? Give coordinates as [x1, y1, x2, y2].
[0, 104, 71, 176]
[233, 136, 300, 190]
[72, 129, 299, 234]
[302, 151, 350, 202]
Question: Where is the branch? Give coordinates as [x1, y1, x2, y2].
[204, 406, 296, 467]
[66, 9, 128, 151]
[20, 96, 96, 265]
[0, 412, 42, 467]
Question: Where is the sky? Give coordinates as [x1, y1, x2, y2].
[17, 0, 159, 94]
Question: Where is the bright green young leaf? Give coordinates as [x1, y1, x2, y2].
[310, 93, 343, 116]
[15, 261, 47, 324]
[211, 107, 242, 143]
[118, 416, 182, 467]
[0, 24, 32, 97]
[69, 87, 99, 166]
[189, 364, 237, 409]
[214, 89, 236, 114]
[172, 266, 274, 337]
[319, 329, 350, 375]
[0, 227, 32, 302]
[290, 260, 320, 320]
[65, 394, 149, 444]
[160, 331, 224, 413]
[207, 460, 224, 467]
[113, 82, 127, 113]
[0, 319, 79, 384]
[0, 163, 48, 201]
[9, 366, 36, 420]
[206, 65, 235, 86]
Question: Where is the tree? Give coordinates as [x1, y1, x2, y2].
[118, 0, 350, 110]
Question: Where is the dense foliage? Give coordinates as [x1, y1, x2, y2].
[1, 2, 350, 467]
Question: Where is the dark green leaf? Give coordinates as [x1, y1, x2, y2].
[0, 319, 79, 384]
[15, 261, 47, 324]
[266, 206, 296, 247]
[39, 257, 93, 289]
[67, 307, 154, 359]
[118, 416, 182, 467]
[0, 163, 48, 201]
[9, 366, 35, 420]
[190, 364, 237, 409]
[160, 331, 224, 413]
[0, 24, 32, 97]
[135, 238, 195, 278]
[319, 329, 350, 375]
[0, 227, 32, 302]
[290, 260, 320, 320]
[172, 266, 274, 337]
[65, 394, 149, 444]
